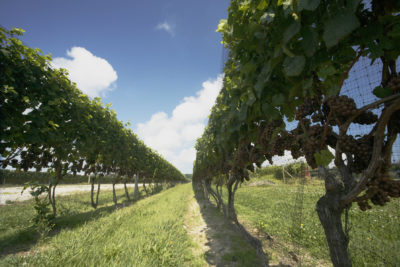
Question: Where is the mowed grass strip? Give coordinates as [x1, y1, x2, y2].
[1, 187, 148, 255]
[219, 177, 400, 266]
[1, 184, 198, 267]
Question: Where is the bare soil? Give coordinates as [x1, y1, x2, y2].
[185, 196, 243, 266]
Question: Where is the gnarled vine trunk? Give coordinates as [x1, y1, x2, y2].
[226, 174, 267, 266]
[142, 177, 148, 196]
[133, 172, 139, 200]
[317, 167, 352, 267]
[202, 180, 210, 200]
[112, 181, 117, 205]
[317, 195, 351, 267]
[90, 174, 101, 209]
[48, 166, 62, 216]
[124, 177, 130, 201]
[226, 175, 239, 222]
[215, 184, 226, 216]
[48, 181, 58, 216]
[205, 179, 225, 215]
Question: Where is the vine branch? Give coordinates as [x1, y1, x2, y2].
[340, 97, 400, 207]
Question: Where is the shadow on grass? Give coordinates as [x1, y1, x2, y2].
[0, 185, 165, 258]
[191, 182, 269, 267]
[191, 182, 295, 267]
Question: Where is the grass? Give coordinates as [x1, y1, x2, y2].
[0, 184, 202, 267]
[1, 187, 141, 256]
[218, 177, 400, 266]
[187, 195, 261, 266]
[221, 235, 260, 266]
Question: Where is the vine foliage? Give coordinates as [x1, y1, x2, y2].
[194, 1, 400, 266]
[1, 26, 186, 218]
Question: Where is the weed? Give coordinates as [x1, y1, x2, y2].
[22, 182, 55, 238]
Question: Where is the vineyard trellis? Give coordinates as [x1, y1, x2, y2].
[0, 26, 186, 219]
[194, 1, 400, 266]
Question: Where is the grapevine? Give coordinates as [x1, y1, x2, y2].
[193, 1, 400, 266]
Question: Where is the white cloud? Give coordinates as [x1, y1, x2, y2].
[265, 147, 336, 168]
[263, 150, 306, 167]
[155, 21, 175, 36]
[137, 75, 223, 173]
[52, 47, 118, 98]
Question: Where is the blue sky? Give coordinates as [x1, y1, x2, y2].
[1, 0, 229, 173]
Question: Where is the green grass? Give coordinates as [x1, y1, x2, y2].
[219, 177, 400, 266]
[0, 184, 201, 267]
[1, 187, 142, 255]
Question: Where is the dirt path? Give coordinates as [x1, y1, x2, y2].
[185, 195, 263, 266]
[184, 193, 330, 267]
[0, 184, 146, 205]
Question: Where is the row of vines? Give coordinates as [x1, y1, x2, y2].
[0, 26, 186, 216]
[193, 1, 400, 266]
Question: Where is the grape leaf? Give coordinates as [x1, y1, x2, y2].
[298, 0, 320, 11]
[317, 63, 336, 79]
[257, 0, 268, 10]
[272, 94, 285, 105]
[283, 22, 301, 44]
[314, 149, 334, 166]
[323, 9, 359, 48]
[301, 26, 318, 57]
[283, 55, 305, 76]
[216, 19, 227, 33]
[373, 86, 392, 98]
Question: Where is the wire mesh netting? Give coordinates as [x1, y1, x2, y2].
[218, 43, 399, 265]
[341, 56, 400, 164]
[338, 56, 400, 266]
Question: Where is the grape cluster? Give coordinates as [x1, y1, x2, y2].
[295, 98, 319, 120]
[338, 135, 357, 153]
[232, 166, 250, 182]
[352, 136, 373, 173]
[287, 125, 305, 159]
[257, 119, 284, 158]
[311, 111, 325, 123]
[290, 141, 302, 159]
[325, 134, 337, 149]
[249, 147, 264, 167]
[235, 141, 251, 169]
[356, 176, 400, 211]
[353, 111, 378, 125]
[301, 125, 328, 168]
[338, 135, 373, 173]
[272, 132, 293, 156]
[246, 164, 255, 172]
[327, 95, 357, 117]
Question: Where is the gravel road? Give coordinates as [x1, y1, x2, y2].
[0, 184, 143, 205]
